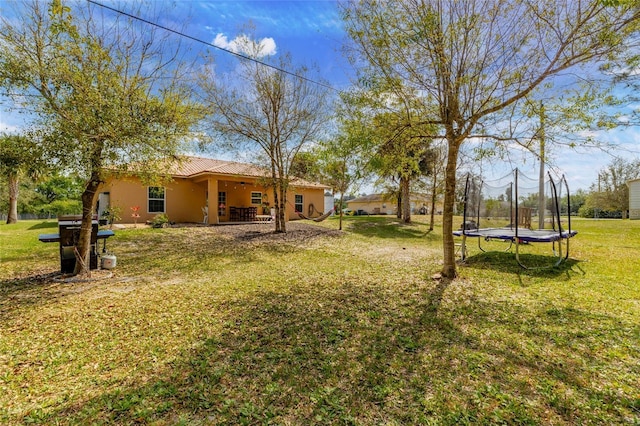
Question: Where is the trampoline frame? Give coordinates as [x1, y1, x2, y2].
[454, 169, 577, 269]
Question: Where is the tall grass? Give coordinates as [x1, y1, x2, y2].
[1, 217, 638, 425]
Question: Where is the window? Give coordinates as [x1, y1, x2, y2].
[218, 191, 226, 216]
[148, 187, 165, 213]
[251, 191, 262, 205]
[295, 194, 303, 213]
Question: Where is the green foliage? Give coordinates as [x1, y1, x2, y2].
[577, 205, 623, 218]
[289, 151, 323, 183]
[1, 0, 203, 271]
[101, 205, 122, 227]
[150, 213, 170, 228]
[342, 0, 640, 278]
[0, 133, 49, 222]
[34, 174, 83, 203]
[36, 199, 82, 217]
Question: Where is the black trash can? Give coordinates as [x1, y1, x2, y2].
[58, 215, 99, 273]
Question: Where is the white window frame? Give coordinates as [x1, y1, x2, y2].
[295, 194, 304, 213]
[251, 191, 262, 205]
[148, 186, 166, 213]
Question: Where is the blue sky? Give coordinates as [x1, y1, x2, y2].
[1, 0, 638, 192]
[165, 0, 353, 87]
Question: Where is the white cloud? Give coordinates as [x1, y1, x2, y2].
[213, 33, 277, 58]
[0, 119, 21, 134]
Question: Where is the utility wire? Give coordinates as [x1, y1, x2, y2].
[86, 0, 339, 93]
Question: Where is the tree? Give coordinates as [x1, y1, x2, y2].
[199, 41, 330, 233]
[0, 1, 203, 275]
[370, 112, 433, 223]
[343, 0, 639, 278]
[34, 174, 83, 204]
[317, 93, 381, 230]
[588, 157, 640, 217]
[289, 150, 324, 185]
[424, 144, 447, 231]
[0, 133, 45, 223]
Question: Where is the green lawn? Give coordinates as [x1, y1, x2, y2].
[1, 217, 638, 425]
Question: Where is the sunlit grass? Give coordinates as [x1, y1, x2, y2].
[1, 217, 638, 425]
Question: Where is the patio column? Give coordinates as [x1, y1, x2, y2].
[208, 178, 218, 224]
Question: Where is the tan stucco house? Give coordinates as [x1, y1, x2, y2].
[628, 178, 640, 220]
[97, 156, 330, 225]
[345, 193, 435, 215]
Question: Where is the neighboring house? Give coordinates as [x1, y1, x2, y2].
[97, 156, 330, 224]
[345, 193, 434, 215]
[628, 178, 640, 220]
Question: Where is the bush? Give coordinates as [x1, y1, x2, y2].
[150, 213, 170, 228]
[578, 206, 623, 219]
[36, 199, 82, 217]
[101, 206, 122, 228]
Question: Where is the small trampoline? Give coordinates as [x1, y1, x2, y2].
[454, 169, 577, 269]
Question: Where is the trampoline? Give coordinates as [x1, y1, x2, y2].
[454, 169, 577, 269]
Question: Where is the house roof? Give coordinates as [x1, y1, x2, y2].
[347, 194, 391, 204]
[171, 156, 329, 189]
[346, 193, 431, 204]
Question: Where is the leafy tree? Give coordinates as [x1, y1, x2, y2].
[0, 1, 203, 275]
[370, 112, 433, 223]
[34, 174, 84, 204]
[200, 39, 330, 233]
[343, 0, 639, 278]
[289, 151, 323, 185]
[587, 157, 640, 217]
[0, 133, 46, 223]
[315, 97, 373, 230]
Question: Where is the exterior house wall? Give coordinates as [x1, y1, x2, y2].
[348, 200, 395, 215]
[290, 187, 326, 218]
[100, 177, 205, 224]
[99, 175, 326, 224]
[346, 194, 434, 215]
[629, 179, 640, 220]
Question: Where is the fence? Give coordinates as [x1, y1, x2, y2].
[0, 213, 58, 221]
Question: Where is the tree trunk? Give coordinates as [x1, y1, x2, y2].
[73, 175, 100, 276]
[441, 140, 461, 279]
[401, 176, 411, 223]
[274, 178, 286, 233]
[338, 192, 344, 231]
[429, 168, 437, 231]
[396, 188, 402, 219]
[6, 172, 19, 224]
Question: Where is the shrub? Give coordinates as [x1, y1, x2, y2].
[150, 213, 170, 228]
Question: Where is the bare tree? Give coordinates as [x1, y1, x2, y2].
[343, 0, 640, 278]
[199, 43, 331, 233]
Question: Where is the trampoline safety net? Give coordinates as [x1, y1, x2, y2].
[455, 168, 577, 269]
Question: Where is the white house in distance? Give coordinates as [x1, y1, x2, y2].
[345, 193, 434, 215]
[628, 178, 640, 220]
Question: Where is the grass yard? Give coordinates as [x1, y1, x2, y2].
[0, 216, 638, 425]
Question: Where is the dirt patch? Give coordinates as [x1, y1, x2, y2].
[198, 221, 343, 244]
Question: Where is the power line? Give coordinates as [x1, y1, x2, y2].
[86, 0, 339, 93]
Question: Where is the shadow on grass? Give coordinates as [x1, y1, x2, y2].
[0, 271, 64, 322]
[31, 277, 639, 425]
[345, 216, 438, 241]
[460, 251, 582, 278]
[27, 221, 58, 230]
